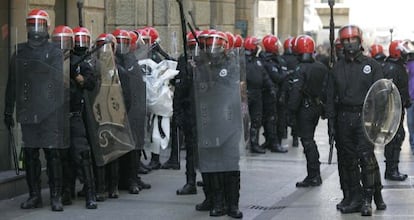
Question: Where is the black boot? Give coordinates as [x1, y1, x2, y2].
[135, 175, 151, 190]
[292, 136, 299, 147]
[80, 151, 97, 209]
[161, 125, 180, 170]
[373, 186, 386, 210]
[94, 166, 106, 202]
[225, 171, 243, 219]
[196, 173, 212, 211]
[340, 187, 362, 213]
[107, 160, 119, 198]
[45, 150, 63, 212]
[147, 153, 161, 170]
[361, 188, 373, 216]
[209, 173, 226, 217]
[177, 173, 197, 195]
[295, 175, 322, 187]
[250, 128, 265, 154]
[385, 162, 408, 181]
[336, 190, 351, 210]
[21, 149, 43, 209]
[269, 140, 287, 153]
[61, 149, 74, 206]
[161, 159, 180, 170]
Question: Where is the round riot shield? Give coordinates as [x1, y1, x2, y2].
[362, 79, 402, 146]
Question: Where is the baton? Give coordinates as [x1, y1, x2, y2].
[328, 136, 334, 165]
[8, 127, 20, 175]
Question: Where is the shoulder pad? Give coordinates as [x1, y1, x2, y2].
[256, 60, 262, 67]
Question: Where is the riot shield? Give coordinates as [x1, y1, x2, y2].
[121, 52, 147, 149]
[362, 79, 402, 146]
[134, 43, 150, 61]
[84, 43, 135, 166]
[13, 42, 69, 150]
[193, 51, 243, 173]
[235, 47, 250, 149]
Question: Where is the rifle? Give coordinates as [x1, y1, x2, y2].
[8, 126, 19, 175]
[328, 0, 335, 165]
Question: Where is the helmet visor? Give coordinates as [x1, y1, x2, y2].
[26, 18, 48, 33]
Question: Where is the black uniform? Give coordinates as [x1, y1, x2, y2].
[288, 57, 329, 187]
[382, 57, 410, 181]
[62, 50, 98, 209]
[245, 51, 275, 153]
[260, 52, 288, 153]
[167, 54, 198, 194]
[326, 52, 385, 214]
[280, 53, 300, 146]
[4, 37, 66, 211]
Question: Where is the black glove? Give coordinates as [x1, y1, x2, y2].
[4, 113, 14, 128]
[328, 118, 335, 143]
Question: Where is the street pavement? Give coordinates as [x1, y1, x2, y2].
[1, 119, 414, 220]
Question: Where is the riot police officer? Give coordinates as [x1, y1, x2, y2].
[288, 35, 328, 187]
[113, 29, 151, 194]
[382, 40, 410, 181]
[193, 30, 243, 218]
[326, 24, 386, 216]
[281, 37, 300, 147]
[369, 44, 386, 64]
[4, 9, 66, 211]
[53, 26, 98, 209]
[244, 36, 275, 154]
[260, 34, 288, 153]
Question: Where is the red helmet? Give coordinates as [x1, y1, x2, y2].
[262, 34, 280, 54]
[145, 26, 159, 44]
[338, 24, 363, 43]
[73, 26, 91, 48]
[234, 34, 244, 48]
[369, 44, 384, 58]
[244, 37, 259, 51]
[129, 31, 138, 50]
[186, 31, 200, 47]
[198, 29, 214, 50]
[204, 30, 227, 54]
[283, 37, 295, 54]
[389, 40, 403, 59]
[295, 35, 315, 54]
[112, 29, 131, 54]
[225, 32, 235, 49]
[26, 9, 50, 34]
[96, 33, 116, 52]
[134, 28, 150, 45]
[51, 25, 74, 50]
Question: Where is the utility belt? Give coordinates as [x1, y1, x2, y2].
[69, 102, 84, 117]
[338, 104, 363, 113]
[69, 111, 82, 117]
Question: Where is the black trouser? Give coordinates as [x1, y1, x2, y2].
[384, 117, 405, 171]
[183, 119, 197, 182]
[24, 148, 63, 198]
[262, 91, 279, 145]
[336, 111, 381, 190]
[297, 103, 321, 177]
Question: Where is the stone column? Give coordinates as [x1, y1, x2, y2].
[277, 0, 292, 40]
[292, 0, 304, 36]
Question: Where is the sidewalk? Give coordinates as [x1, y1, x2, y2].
[1, 120, 414, 220]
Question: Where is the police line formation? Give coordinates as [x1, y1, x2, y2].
[3, 8, 414, 218]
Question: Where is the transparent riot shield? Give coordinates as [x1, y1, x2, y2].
[13, 42, 69, 151]
[120, 52, 147, 150]
[362, 79, 402, 146]
[84, 43, 135, 166]
[235, 47, 250, 150]
[193, 51, 243, 173]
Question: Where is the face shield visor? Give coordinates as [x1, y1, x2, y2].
[52, 35, 74, 50]
[26, 18, 48, 34]
[116, 38, 131, 54]
[75, 34, 90, 48]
